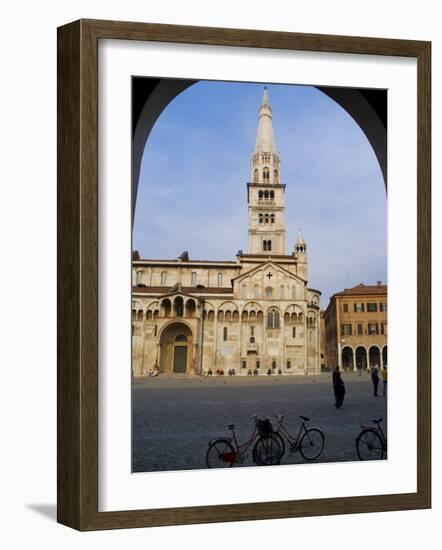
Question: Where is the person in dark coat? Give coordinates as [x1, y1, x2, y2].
[332, 366, 346, 409]
[371, 365, 380, 396]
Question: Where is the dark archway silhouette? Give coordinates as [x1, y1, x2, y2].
[132, 78, 387, 225]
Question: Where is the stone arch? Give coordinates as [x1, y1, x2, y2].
[160, 298, 172, 317]
[185, 298, 196, 318]
[159, 321, 194, 374]
[341, 346, 354, 372]
[355, 346, 368, 370]
[369, 346, 381, 368]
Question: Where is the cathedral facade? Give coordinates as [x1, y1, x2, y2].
[132, 88, 321, 377]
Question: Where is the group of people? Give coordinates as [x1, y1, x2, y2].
[332, 364, 388, 408]
[206, 368, 237, 376]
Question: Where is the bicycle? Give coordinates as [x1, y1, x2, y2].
[206, 415, 283, 468]
[355, 417, 387, 460]
[272, 415, 325, 462]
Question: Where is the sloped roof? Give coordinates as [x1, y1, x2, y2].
[333, 283, 387, 297]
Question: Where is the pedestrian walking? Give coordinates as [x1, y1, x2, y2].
[332, 366, 346, 409]
[371, 365, 380, 396]
[381, 365, 388, 397]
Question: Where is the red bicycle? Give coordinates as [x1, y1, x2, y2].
[206, 415, 282, 468]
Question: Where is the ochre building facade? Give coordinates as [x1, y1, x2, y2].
[132, 88, 321, 377]
[324, 282, 387, 372]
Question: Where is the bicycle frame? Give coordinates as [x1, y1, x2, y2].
[276, 419, 308, 451]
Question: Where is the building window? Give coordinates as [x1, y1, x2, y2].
[265, 287, 273, 298]
[292, 327, 296, 338]
[259, 190, 263, 200]
[286, 360, 291, 369]
[136, 271, 142, 285]
[253, 169, 259, 183]
[274, 169, 279, 184]
[357, 323, 363, 335]
[380, 302, 388, 312]
[217, 273, 223, 286]
[269, 190, 274, 199]
[259, 213, 263, 224]
[223, 327, 228, 341]
[160, 271, 166, 285]
[263, 167, 270, 180]
[367, 303, 377, 312]
[191, 272, 196, 286]
[343, 303, 349, 313]
[341, 324, 352, 336]
[267, 309, 280, 329]
[270, 214, 275, 223]
[381, 322, 388, 335]
[368, 323, 378, 335]
[354, 302, 364, 313]
[153, 325, 157, 337]
[251, 326, 255, 336]
[250, 336, 255, 343]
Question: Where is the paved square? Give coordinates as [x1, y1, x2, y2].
[132, 372, 387, 472]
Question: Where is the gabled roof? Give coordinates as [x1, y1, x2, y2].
[232, 260, 306, 284]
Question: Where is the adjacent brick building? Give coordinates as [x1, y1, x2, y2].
[324, 282, 387, 371]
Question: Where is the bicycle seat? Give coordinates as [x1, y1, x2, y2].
[228, 424, 235, 430]
[372, 418, 383, 424]
[299, 416, 310, 422]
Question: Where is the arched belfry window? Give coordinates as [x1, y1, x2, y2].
[269, 190, 275, 200]
[253, 168, 259, 183]
[267, 308, 280, 329]
[259, 190, 263, 200]
[263, 240, 272, 252]
[259, 213, 263, 224]
[263, 167, 270, 181]
[270, 214, 275, 224]
[264, 213, 269, 224]
[274, 169, 279, 183]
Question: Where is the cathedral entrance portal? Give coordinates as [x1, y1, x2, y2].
[159, 322, 193, 375]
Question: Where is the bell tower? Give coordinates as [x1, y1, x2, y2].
[247, 87, 286, 255]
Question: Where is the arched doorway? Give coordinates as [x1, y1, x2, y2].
[159, 322, 193, 374]
[369, 346, 381, 369]
[382, 345, 388, 367]
[341, 346, 354, 372]
[355, 346, 368, 370]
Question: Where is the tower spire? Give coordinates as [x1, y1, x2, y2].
[254, 87, 278, 154]
[247, 87, 286, 255]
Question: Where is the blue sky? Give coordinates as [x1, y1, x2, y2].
[133, 80, 387, 307]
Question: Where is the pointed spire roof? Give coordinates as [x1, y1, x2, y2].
[254, 86, 278, 154]
[296, 231, 306, 246]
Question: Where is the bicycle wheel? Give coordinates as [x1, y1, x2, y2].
[299, 428, 325, 461]
[253, 435, 283, 466]
[206, 439, 236, 468]
[356, 429, 385, 460]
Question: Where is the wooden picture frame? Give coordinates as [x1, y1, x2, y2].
[57, 19, 431, 530]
